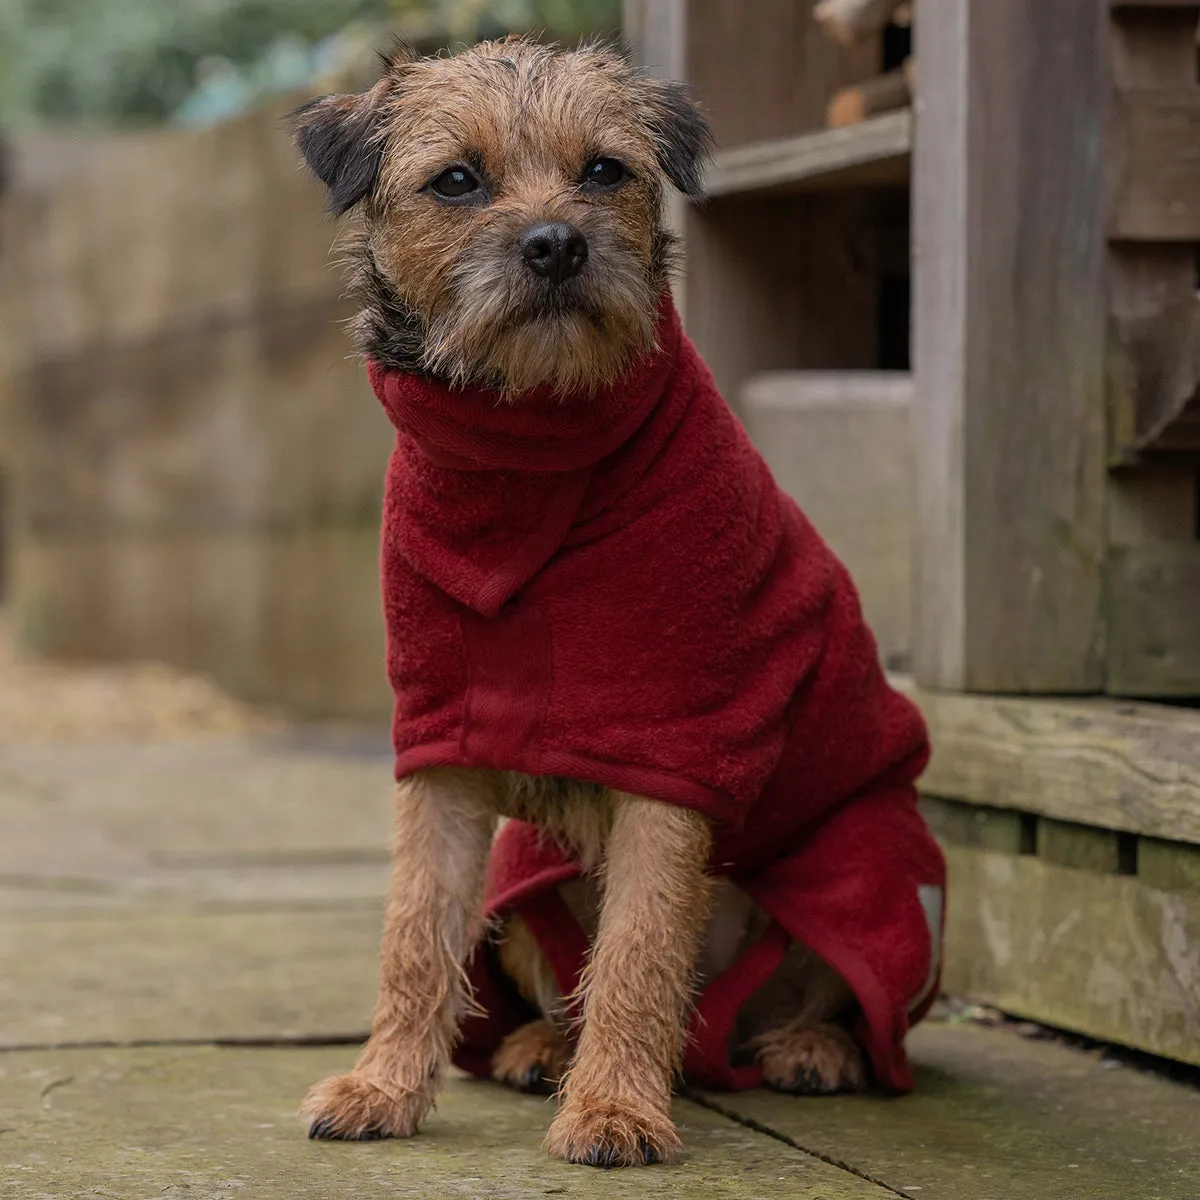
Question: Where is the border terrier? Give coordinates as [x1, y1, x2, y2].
[292, 37, 945, 1169]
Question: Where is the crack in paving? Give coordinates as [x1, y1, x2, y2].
[39, 1074, 74, 1109]
[2, 1033, 369, 1055]
[681, 1087, 910, 1198]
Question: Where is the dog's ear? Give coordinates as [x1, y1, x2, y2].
[642, 77, 712, 198]
[290, 81, 390, 215]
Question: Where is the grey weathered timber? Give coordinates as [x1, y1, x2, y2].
[901, 677, 1200, 843]
[702, 111, 911, 198]
[1112, 293, 1200, 454]
[1107, 543, 1200, 696]
[740, 372, 912, 666]
[939, 843, 1200, 1067]
[686, 0, 879, 148]
[1111, 86, 1200, 241]
[912, 0, 1109, 692]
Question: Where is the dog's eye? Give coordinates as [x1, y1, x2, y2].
[581, 157, 628, 188]
[429, 167, 481, 199]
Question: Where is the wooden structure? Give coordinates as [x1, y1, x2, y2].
[627, 0, 1200, 1065]
[0, 101, 394, 720]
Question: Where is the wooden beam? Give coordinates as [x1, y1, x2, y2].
[912, 0, 1109, 692]
[1112, 88, 1200, 241]
[941, 843, 1200, 1068]
[702, 112, 911, 198]
[1107, 543, 1200, 695]
[1113, 294, 1200, 453]
[898, 677, 1200, 843]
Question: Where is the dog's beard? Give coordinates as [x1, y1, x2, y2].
[424, 232, 659, 397]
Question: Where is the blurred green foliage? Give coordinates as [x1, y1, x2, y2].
[0, 0, 622, 129]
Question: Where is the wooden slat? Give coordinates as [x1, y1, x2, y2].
[686, 0, 880, 147]
[683, 191, 881, 403]
[941, 843, 1200, 1067]
[1112, 294, 1200, 453]
[912, 0, 1109, 692]
[1112, 88, 1200, 241]
[702, 111, 911, 198]
[1107, 542, 1200, 695]
[898, 677, 1200, 843]
[739, 372, 912, 668]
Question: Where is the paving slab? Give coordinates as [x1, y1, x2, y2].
[0, 1045, 889, 1200]
[698, 1020, 1200, 1200]
[0, 908, 381, 1048]
[0, 735, 393, 877]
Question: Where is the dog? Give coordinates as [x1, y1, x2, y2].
[291, 37, 945, 1169]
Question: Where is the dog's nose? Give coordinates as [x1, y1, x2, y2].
[520, 222, 588, 284]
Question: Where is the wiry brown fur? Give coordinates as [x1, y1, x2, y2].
[295, 38, 700, 395]
[293, 38, 866, 1170]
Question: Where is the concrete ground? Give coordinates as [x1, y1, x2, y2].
[2, 629, 1198, 1198]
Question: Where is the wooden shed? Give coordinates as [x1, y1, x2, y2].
[626, 0, 1200, 1066]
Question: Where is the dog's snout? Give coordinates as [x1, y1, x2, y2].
[520, 222, 588, 285]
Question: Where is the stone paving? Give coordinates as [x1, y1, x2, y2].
[1, 640, 1198, 1197]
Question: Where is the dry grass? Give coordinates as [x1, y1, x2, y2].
[0, 610, 278, 742]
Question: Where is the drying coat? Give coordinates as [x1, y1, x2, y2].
[369, 296, 946, 1091]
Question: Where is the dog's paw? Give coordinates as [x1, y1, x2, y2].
[301, 1072, 430, 1141]
[544, 1096, 681, 1168]
[753, 1021, 867, 1095]
[491, 1019, 573, 1094]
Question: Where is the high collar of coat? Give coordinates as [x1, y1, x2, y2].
[368, 293, 682, 473]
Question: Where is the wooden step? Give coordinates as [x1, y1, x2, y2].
[740, 372, 913, 669]
[702, 110, 911, 199]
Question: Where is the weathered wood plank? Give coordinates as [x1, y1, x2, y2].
[1036, 818, 1130, 874]
[940, 844, 1200, 1067]
[1107, 542, 1200, 696]
[10, 299, 387, 529]
[1, 98, 340, 366]
[920, 796, 1031, 854]
[702, 112, 911, 198]
[686, 0, 879, 147]
[684, 192, 880, 402]
[1112, 88, 1200, 241]
[1140, 838, 1200, 891]
[899, 677, 1200, 843]
[739, 372, 912, 667]
[12, 524, 392, 720]
[912, 0, 1109, 691]
[1111, 293, 1200, 454]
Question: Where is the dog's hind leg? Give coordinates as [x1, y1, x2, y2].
[736, 940, 867, 1095]
[302, 768, 496, 1139]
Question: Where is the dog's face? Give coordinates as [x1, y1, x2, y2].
[293, 39, 710, 393]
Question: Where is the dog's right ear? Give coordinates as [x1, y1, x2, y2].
[290, 83, 388, 215]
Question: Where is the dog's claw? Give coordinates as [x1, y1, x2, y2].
[309, 1117, 388, 1142]
[570, 1139, 659, 1169]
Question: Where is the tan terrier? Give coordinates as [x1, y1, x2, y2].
[292, 37, 944, 1169]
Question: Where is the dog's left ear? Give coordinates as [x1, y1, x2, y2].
[290, 82, 389, 215]
[642, 78, 712, 198]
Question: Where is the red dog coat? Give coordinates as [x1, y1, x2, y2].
[369, 295, 945, 1092]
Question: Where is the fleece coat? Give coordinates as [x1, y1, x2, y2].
[369, 295, 946, 1093]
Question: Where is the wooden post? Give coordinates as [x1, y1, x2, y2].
[912, 0, 1110, 692]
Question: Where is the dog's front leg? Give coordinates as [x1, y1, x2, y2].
[544, 794, 712, 1167]
[302, 768, 495, 1140]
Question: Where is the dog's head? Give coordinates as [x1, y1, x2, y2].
[292, 38, 710, 394]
